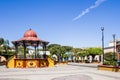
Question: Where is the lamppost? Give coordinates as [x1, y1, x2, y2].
[113, 34, 116, 60]
[101, 27, 104, 64]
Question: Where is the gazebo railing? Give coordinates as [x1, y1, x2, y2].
[17, 54, 45, 59]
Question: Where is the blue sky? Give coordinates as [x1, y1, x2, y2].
[0, 0, 120, 48]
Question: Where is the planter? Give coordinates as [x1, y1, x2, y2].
[98, 65, 120, 72]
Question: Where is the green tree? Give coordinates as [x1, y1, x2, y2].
[87, 47, 102, 55]
[62, 46, 73, 61]
[0, 38, 4, 46]
[63, 46, 73, 52]
[48, 44, 61, 62]
[78, 49, 89, 62]
[18, 46, 29, 55]
[48, 44, 68, 62]
[59, 46, 66, 61]
[47, 44, 61, 49]
[86, 47, 102, 62]
[18, 46, 24, 55]
[72, 48, 83, 62]
[0, 38, 13, 60]
[0, 38, 4, 54]
[3, 39, 10, 54]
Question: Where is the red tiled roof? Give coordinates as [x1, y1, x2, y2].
[12, 29, 49, 46]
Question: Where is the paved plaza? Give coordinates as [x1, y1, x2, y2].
[0, 63, 120, 80]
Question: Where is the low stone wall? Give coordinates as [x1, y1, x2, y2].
[98, 65, 120, 72]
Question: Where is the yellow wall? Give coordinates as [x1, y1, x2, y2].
[98, 66, 120, 72]
[6, 56, 55, 68]
[26, 60, 37, 68]
[15, 59, 24, 68]
[47, 57, 55, 67]
[6, 55, 16, 68]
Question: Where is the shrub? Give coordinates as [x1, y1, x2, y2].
[104, 52, 117, 61]
[103, 61, 111, 65]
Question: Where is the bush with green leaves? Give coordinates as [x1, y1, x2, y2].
[104, 52, 117, 66]
[104, 52, 113, 61]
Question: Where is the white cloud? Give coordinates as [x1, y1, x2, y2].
[73, 0, 107, 21]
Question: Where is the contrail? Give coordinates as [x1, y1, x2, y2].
[73, 0, 107, 21]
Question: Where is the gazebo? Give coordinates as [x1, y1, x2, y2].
[7, 29, 54, 68]
[12, 29, 49, 59]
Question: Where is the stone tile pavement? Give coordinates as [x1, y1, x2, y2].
[0, 63, 120, 80]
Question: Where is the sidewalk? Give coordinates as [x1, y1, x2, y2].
[0, 63, 119, 80]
